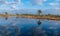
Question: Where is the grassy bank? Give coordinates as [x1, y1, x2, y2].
[21, 14, 60, 20]
[0, 14, 60, 20]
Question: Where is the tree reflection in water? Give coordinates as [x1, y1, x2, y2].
[5, 17, 8, 20]
[37, 19, 42, 25]
[4, 12, 8, 20]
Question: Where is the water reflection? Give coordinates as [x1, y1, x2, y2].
[5, 16, 19, 20]
[4, 12, 9, 20]
[5, 17, 8, 20]
[37, 19, 42, 25]
[0, 26, 7, 36]
[0, 17, 60, 36]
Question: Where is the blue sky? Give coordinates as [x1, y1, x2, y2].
[0, 0, 60, 14]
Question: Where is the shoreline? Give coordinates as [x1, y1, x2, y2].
[21, 15, 60, 20]
[0, 14, 60, 20]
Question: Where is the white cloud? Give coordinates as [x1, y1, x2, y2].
[48, 1, 60, 10]
[33, 0, 47, 5]
[49, 3, 59, 8]
[52, 7, 60, 10]
[35, 0, 43, 5]
[5, 0, 21, 4]
[11, 5, 16, 9]
[49, 3, 59, 6]
[3, 0, 22, 10]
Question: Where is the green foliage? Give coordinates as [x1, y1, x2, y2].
[21, 14, 35, 16]
[48, 14, 51, 16]
[5, 12, 8, 14]
[38, 10, 42, 15]
[16, 13, 19, 15]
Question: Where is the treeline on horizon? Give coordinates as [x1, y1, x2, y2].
[0, 10, 60, 17]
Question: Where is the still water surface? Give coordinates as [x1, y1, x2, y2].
[0, 17, 60, 36]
